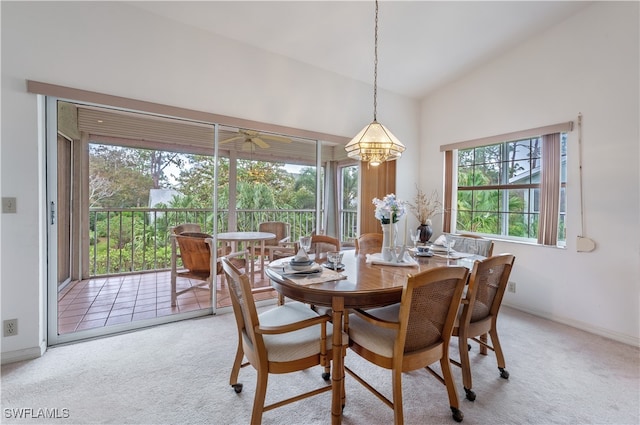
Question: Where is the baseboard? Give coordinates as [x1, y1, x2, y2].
[503, 302, 640, 348]
[1, 341, 47, 365]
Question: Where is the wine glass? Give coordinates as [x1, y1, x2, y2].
[410, 229, 420, 249]
[444, 233, 456, 257]
[299, 236, 311, 255]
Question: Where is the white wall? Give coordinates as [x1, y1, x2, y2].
[0, 1, 419, 360]
[420, 2, 639, 344]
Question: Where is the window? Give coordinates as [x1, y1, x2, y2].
[441, 122, 572, 246]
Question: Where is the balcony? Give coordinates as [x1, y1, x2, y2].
[58, 207, 357, 334]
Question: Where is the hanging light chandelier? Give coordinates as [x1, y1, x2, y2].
[344, 0, 405, 166]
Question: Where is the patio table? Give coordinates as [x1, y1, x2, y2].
[216, 231, 276, 285]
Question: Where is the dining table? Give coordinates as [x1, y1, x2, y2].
[217, 231, 276, 285]
[265, 248, 483, 425]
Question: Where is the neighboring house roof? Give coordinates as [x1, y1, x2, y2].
[148, 188, 181, 208]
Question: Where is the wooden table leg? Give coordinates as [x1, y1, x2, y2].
[249, 241, 255, 285]
[260, 240, 266, 280]
[331, 296, 345, 425]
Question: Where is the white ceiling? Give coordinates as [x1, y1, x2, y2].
[127, 1, 591, 99]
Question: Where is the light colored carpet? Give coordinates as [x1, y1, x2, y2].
[1, 306, 638, 425]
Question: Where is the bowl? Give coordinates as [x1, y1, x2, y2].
[290, 260, 314, 271]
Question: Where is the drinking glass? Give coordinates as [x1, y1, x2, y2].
[327, 251, 343, 271]
[299, 236, 312, 254]
[444, 234, 456, 257]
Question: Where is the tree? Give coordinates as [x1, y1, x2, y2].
[89, 144, 153, 207]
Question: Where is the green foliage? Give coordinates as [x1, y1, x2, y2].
[88, 145, 360, 276]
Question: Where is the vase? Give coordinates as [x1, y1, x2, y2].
[417, 223, 433, 243]
[381, 222, 399, 252]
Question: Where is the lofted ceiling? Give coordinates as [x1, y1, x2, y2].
[62, 2, 593, 166]
[126, 1, 591, 99]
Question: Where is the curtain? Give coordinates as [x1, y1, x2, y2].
[323, 161, 340, 238]
[537, 133, 561, 245]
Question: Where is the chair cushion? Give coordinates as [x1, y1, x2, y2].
[259, 302, 346, 362]
[348, 304, 400, 358]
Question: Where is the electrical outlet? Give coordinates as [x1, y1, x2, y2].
[507, 281, 516, 293]
[4, 319, 18, 337]
[2, 197, 17, 214]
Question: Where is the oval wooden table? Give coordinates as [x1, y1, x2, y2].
[217, 231, 276, 285]
[266, 250, 477, 424]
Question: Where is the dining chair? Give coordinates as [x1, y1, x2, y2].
[451, 253, 515, 401]
[450, 234, 494, 257]
[355, 233, 383, 255]
[170, 226, 245, 306]
[221, 257, 347, 425]
[345, 266, 470, 424]
[310, 234, 340, 257]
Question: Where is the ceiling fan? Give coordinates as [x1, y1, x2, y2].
[220, 129, 292, 150]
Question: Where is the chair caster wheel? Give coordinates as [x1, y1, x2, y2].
[451, 407, 464, 422]
[232, 383, 243, 393]
[499, 367, 510, 379]
[464, 387, 476, 401]
[322, 372, 330, 381]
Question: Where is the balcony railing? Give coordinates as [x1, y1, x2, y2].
[88, 207, 357, 277]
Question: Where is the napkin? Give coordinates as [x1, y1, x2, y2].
[433, 234, 447, 246]
[293, 248, 310, 262]
[366, 253, 418, 267]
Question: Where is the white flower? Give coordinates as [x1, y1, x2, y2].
[372, 193, 406, 224]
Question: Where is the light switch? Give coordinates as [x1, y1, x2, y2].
[2, 197, 17, 213]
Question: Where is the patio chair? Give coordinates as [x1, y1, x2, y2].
[355, 233, 383, 255]
[257, 221, 298, 262]
[170, 226, 245, 307]
[345, 266, 470, 424]
[221, 257, 347, 425]
[451, 253, 515, 401]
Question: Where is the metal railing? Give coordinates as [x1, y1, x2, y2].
[88, 207, 356, 277]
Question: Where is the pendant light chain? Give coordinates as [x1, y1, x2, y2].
[344, 0, 405, 165]
[373, 0, 379, 122]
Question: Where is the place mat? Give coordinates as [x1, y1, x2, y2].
[365, 252, 418, 267]
[433, 252, 476, 260]
[267, 261, 323, 275]
[272, 267, 347, 286]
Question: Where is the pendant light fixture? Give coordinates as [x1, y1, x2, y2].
[344, 0, 405, 166]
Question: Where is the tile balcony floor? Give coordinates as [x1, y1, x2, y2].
[57, 269, 276, 335]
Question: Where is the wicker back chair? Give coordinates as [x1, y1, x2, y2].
[221, 257, 344, 425]
[447, 234, 494, 257]
[345, 266, 470, 424]
[355, 233, 383, 255]
[451, 253, 515, 401]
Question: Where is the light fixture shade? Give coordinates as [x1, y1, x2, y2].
[344, 120, 406, 166]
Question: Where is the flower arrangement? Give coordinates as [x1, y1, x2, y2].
[372, 193, 406, 224]
[408, 186, 442, 225]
